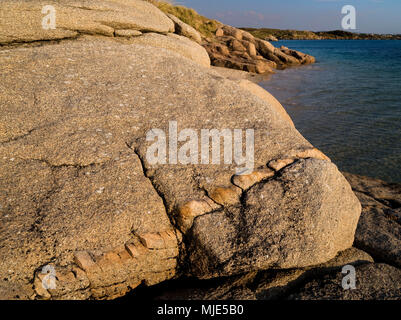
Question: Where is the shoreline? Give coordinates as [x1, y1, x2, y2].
[249, 40, 401, 185]
[217, 63, 400, 185]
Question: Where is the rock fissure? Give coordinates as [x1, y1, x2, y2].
[129, 144, 185, 275]
[128, 144, 172, 223]
[0, 35, 81, 49]
[21, 157, 103, 171]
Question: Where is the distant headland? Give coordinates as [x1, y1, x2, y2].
[241, 28, 401, 41]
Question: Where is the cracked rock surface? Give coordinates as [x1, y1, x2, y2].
[1, 0, 361, 299]
[186, 159, 360, 278]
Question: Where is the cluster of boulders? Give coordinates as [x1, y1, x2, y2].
[0, 0, 398, 301]
[203, 25, 315, 74]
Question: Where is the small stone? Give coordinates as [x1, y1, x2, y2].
[233, 168, 275, 190]
[268, 159, 295, 171]
[74, 251, 96, 271]
[209, 186, 242, 206]
[138, 233, 165, 249]
[125, 243, 147, 258]
[215, 28, 224, 37]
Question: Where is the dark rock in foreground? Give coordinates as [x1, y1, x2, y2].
[343, 173, 401, 268]
[289, 263, 401, 300]
[140, 247, 373, 300]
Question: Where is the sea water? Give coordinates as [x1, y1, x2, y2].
[260, 40, 401, 183]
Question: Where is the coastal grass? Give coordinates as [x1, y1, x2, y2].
[146, 0, 221, 38]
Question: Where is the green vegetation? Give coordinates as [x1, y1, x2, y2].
[146, 1, 221, 38]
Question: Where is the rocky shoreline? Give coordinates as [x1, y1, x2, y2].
[148, 1, 317, 74]
[203, 25, 315, 74]
[0, 0, 400, 301]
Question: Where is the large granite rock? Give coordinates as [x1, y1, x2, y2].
[130, 32, 210, 67]
[0, 0, 174, 44]
[234, 79, 295, 126]
[0, 0, 361, 300]
[186, 159, 361, 278]
[0, 115, 180, 299]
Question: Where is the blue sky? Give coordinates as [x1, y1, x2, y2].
[174, 0, 401, 34]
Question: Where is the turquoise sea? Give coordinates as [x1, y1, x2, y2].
[260, 40, 401, 183]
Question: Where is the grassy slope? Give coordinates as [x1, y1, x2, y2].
[146, 1, 221, 38]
